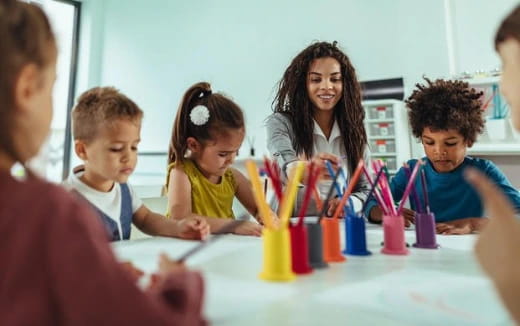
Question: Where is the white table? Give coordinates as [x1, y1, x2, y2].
[113, 223, 513, 326]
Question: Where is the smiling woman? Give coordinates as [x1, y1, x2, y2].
[265, 41, 370, 216]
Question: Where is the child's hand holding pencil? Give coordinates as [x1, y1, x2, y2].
[120, 261, 145, 283]
[148, 253, 186, 290]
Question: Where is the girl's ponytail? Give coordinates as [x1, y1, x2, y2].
[168, 82, 212, 164]
[168, 82, 244, 165]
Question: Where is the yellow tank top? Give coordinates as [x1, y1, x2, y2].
[165, 159, 237, 219]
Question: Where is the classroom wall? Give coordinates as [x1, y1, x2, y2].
[78, 0, 450, 154]
[76, 0, 520, 187]
[449, 0, 518, 74]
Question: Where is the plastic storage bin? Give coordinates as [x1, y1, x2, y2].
[369, 122, 395, 137]
[369, 139, 396, 154]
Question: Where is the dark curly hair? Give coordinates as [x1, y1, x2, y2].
[405, 78, 484, 146]
[272, 41, 366, 174]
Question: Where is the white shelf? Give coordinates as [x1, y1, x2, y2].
[468, 143, 520, 155]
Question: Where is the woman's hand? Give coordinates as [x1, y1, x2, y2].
[314, 153, 340, 180]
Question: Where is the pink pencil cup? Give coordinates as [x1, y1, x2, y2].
[381, 215, 409, 255]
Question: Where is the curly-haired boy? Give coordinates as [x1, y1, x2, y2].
[365, 78, 520, 235]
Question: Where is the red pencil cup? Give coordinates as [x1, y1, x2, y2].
[289, 223, 313, 274]
[381, 215, 409, 255]
[321, 218, 346, 263]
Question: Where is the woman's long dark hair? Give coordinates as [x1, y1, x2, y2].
[272, 41, 367, 174]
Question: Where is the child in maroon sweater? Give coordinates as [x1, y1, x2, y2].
[0, 1, 206, 325]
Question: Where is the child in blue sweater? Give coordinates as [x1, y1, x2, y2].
[366, 78, 520, 234]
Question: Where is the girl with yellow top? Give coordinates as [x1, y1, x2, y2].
[166, 82, 269, 236]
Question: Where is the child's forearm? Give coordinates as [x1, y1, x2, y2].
[172, 212, 244, 234]
[136, 212, 181, 237]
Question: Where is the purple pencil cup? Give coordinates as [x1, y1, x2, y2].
[413, 212, 439, 249]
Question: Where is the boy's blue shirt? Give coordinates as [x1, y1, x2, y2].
[364, 156, 520, 222]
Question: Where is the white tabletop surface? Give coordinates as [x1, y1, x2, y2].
[113, 223, 513, 326]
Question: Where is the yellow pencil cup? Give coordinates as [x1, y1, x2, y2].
[259, 227, 296, 282]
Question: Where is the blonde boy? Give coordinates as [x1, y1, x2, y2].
[65, 87, 209, 241]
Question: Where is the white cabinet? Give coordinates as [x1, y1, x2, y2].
[363, 99, 412, 176]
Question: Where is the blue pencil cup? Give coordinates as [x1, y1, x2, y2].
[343, 213, 371, 256]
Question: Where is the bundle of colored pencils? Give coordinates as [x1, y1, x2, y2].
[246, 158, 305, 230]
[361, 159, 424, 218]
